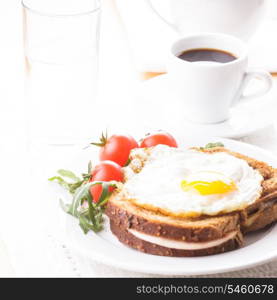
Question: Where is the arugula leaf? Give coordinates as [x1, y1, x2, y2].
[59, 198, 74, 216]
[79, 214, 93, 234]
[49, 175, 84, 194]
[57, 169, 81, 182]
[59, 181, 116, 234]
[48, 176, 71, 190]
[50, 165, 115, 233]
[49, 167, 90, 195]
[202, 142, 224, 149]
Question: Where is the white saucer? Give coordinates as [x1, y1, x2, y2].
[138, 74, 277, 139]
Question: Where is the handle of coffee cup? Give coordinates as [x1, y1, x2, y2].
[144, 0, 178, 32]
[232, 69, 273, 106]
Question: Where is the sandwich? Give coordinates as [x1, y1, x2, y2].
[106, 145, 277, 257]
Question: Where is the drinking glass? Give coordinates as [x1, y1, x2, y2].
[22, 0, 101, 144]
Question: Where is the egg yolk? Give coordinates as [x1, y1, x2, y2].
[181, 179, 237, 196]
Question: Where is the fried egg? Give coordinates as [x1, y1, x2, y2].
[123, 145, 263, 217]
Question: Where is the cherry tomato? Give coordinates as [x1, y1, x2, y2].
[140, 131, 178, 148]
[92, 134, 138, 166]
[89, 161, 123, 203]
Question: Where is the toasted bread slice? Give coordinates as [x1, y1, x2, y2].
[106, 147, 277, 257]
[106, 194, 240, 242]
[109, 219, 243, 257]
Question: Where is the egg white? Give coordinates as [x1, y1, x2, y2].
[123, 145, 263, 216]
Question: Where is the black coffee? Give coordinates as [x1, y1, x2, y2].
[177, 48, 237, 64]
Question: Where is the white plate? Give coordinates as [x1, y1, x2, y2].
[137, 74, 277, 139]
[65, 136, 277, 276]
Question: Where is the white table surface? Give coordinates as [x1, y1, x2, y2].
[0, 0, 277, 277]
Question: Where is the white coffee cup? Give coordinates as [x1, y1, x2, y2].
[145, 0, 267, 41]
[167, 33, 273, 124]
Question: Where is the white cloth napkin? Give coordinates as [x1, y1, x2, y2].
[0, 237, 14, 277]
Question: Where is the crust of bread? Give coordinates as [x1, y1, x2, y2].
[110, 220, 243, 257]
[106, 197, 240, 242]
[106, 146, 277, 256]
[242, 201, 277, 233]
